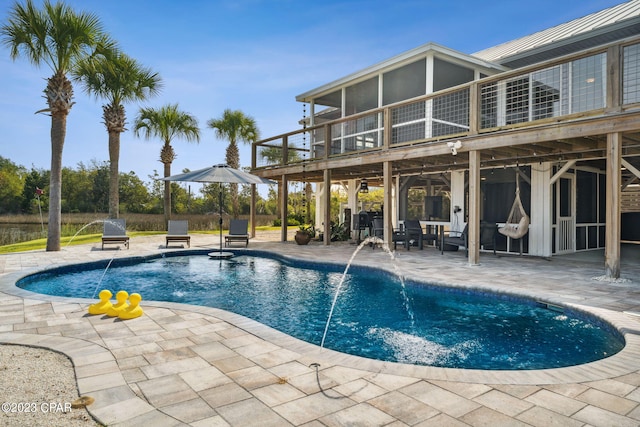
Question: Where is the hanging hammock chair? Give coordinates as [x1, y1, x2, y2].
[498, 171, 530, 240]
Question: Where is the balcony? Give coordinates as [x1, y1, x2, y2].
[253, 37, 640, 183]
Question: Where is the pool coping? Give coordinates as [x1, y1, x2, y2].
[2, 247, 640, 387]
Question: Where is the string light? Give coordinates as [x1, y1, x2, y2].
[302, 104, 307, 223]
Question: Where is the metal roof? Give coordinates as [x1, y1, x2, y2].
[473, 0, 640, 68]
[295, 43, 506, 103]
[296, 1, 640, 103]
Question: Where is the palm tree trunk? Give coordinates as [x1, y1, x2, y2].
[230, 182, 239, 218]
[164, 162, 172, 222]
[46, 112, 66, 251]
[159, 142, 176, 223]
[226, 141, 240, 218]
[108, 130, 120, 219]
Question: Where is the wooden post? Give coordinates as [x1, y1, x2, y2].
[281, 175, 288, 242]
[606, 45, 621, 113]
[324, 124, 331, 159]
[324, 169, 331, 245]
[383, 107, 391, 149]
[468, 150, 480, 265]
[282, 136, 288, 165]
[469, 82, 479, 135]
[383, 161, 393, 248]
[250, 184, 256, 238]
[605, 132, 621, 278]
[250, 141, 257, 239]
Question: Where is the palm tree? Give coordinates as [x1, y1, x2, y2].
[207, 109, 259, 218]
[259, 144, 301, 165]
[1, 0, 110, 251]
[133, 104, 200, 221]
[74, 50, 161, 219]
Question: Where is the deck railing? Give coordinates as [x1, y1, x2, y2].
[253, 38, 640, 170]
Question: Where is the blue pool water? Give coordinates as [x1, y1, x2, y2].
[17, 251, 624, 370]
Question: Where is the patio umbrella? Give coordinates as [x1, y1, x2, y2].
[163, 164, 275, 258]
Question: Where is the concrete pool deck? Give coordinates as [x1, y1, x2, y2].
[1, 233, 640, 426]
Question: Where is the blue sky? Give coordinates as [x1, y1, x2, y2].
[0, 0, 626, 191]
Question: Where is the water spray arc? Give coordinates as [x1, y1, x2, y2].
[320, 236, 413, 348]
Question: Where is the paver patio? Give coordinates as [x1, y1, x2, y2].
[1, 233, 640, 426]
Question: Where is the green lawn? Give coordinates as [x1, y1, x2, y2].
[0, 226, 281, 254]
[0, 231, 163, 254]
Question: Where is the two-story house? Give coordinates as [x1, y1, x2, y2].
[251, 0, 640, 278]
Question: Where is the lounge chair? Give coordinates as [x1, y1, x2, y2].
[101, 219, 129, 250]
[165, 220, 190, 248]
[224, 219, 249, 247]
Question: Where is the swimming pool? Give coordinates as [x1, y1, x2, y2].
[17, 251, 624, 370]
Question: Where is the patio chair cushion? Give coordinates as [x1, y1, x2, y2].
[102, 219, 129, 250]
[225, 219, 249, 247]
[166, 220, 190, 248]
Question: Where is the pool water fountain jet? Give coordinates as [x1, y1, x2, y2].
[65, 219, 126, 247]
[320, 236, 414, 349]
[91, 251, 119, 299]
[64, 219, 127, 299]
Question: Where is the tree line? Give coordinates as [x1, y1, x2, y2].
[0, 155, 280, 218]
[1, 0, 261, 251]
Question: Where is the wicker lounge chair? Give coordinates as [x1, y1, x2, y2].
[165, 220, 190, 248]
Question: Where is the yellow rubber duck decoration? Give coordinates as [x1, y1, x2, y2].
[88, 289, 113, 315]
[106, 290, 129, 317]
[118, 293, 144, 319]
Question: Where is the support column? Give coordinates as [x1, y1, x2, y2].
[392, 174, 398, 228]
[468, 150, 480, 265]
[605, 133, 622, 278]
[324, 169, 331, 246]
[250, 184, 256, 238]
[280, 175, 288, 242]
[250, 145, 257, 239]
[347, 179, 359, 239]
[383, 161, 393, 248]
[530, 162, 553, 257]
[315, 182, 323, 231]
[450, 171, 465, 232]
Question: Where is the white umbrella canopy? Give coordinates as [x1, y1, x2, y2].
[162, 164, 275, 185]
[162, 164, 275, 258]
